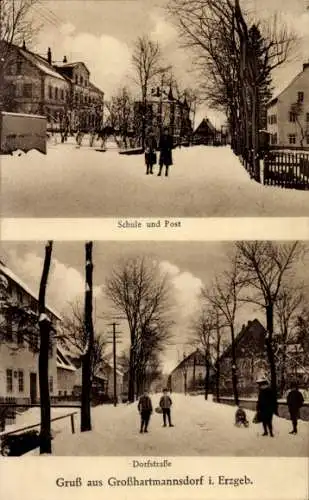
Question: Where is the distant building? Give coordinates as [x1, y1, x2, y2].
[192, 117, 218, 145]
[56, 345, 80, 398]
[267, 62, 309, 148]
[0, 261, 60, 405]
[1, 42, 104, 132]
[167, 349, 212, 394]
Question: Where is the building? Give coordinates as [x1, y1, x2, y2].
[1, 43, 104, 132]
[267, 62, 309, 148]
[192, 117, 218, 145]
[133, 84, 193, 146]
[56, 345, 80, 398]
[167, 349, 212, 394]
[99, 361, 124, 402]
[217, 319, 268, 398]
[0, 261, 60, 405]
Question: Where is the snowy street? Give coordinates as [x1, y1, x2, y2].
[24, 394, 309, 457]
[1, 143, 308, 217]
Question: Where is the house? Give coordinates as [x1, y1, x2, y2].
[217, 319, 268, 398]
[0, 260, 60, 405]
[167, 349, 212, 394]
[192, 117, 218, 145]
[267, 62, 309, 148]
[100, 360, 124, 402]
[1, 43, 71, 131]
[56, 345, 80, 398]
[1, 42, 104, 132]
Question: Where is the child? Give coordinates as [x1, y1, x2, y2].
[235, 406, 249, 427]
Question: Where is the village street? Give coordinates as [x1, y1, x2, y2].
[21, 394, 309, 457]
[1, 143, 308, 218]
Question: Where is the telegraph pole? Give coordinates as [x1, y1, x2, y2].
[112, 322, 117, 407]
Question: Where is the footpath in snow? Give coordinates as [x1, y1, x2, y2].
[24, 394, 309, 457]
[1, 144, 308, 217]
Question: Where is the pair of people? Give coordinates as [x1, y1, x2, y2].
[256, 377, 304, 437]
[137, 389, 174, 433]
[144, 128, 173, 177]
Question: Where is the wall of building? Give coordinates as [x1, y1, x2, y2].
[267, 67, 309, 148]
[57, 367, 80, 396]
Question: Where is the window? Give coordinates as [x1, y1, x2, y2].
[271, 133, 278, 145]
[271, 115, 277, 124]
[23, 83, 32, 98]
[18, 370, 24, 392]
[17, 288, 23, 304]
[6, 312, 13, 341]
[80, 75, 83, 86]
[16, 58, 22, 75]
[289, 112, 296, 122]
[75, 74, 78, 84]
[61, 89, 64, 100]
[55, 87, 58, 100]
[298, 91, 304, 103]
[289, 134, 296, 144]
[49, 377, 53, 394]
[48, 85, 52, 99]
[306, 135, 309, 145]
[6, 369, 13, 393]
[306, 113, 309, 122]
[17, 329, 24, 346]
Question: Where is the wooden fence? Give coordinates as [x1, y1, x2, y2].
[263, 151, 309, 190]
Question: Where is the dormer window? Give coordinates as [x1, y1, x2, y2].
[298, 91, 304, 103]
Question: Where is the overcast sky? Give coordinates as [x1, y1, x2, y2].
[2, 241, 309, 373]
[30, 0, 309, 128]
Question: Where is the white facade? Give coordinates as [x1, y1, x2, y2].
[267, 63, 309, 148]
[0, 261, 60, 403]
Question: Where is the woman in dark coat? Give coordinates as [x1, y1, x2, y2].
[158, 128, 173, 177]
[256, 378, 277, 437]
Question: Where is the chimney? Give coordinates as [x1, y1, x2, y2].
[63, 55, 67, 63]
[303, 62, 309, 72]
[47, 47, 52, 65]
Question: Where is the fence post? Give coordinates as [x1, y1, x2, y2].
[70, 413, 75, 434]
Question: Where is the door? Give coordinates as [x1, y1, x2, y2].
[29, 373, 37, 405]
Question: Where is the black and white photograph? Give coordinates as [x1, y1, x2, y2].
[1, 0, 309, 218]
[0, 240, 308, 457]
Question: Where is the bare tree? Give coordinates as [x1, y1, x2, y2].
[105, 87, 134, 148]
[275, 286, 304, 395]
[0, 0, 40, 108]
[168, 0, 296, 175]
[202, 252, 243, 405]
[105, 257, 172, 402]
[38, 241, 53, 455]
[81, 242, 94, 432]
[236, 241, 302, 402]
[59, 301, 106, 380]
[191, 307, 216, 399]
[132, 35, 164, 147]
[290, 101, 308, 148]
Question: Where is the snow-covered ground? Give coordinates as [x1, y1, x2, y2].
[1, 143, 308, 217]
[22, 394, 309, 457]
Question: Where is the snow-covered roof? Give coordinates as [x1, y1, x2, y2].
[19, 48, 67, 81]
[56, 345, 76, 371]
[1, 112, 46, 119]
[0, 260, 61, 320]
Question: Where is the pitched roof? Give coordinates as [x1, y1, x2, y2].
[219, 319, 266, 360]
[194, 117, 217, 135]
[0, 260, 61, 320]
[56, 345, 76, 371]
[266, 64, 309, 108]
[18, 47, 67, 81]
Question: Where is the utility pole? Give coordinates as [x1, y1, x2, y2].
[112, 322, 117, 407]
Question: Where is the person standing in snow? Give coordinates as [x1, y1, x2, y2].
[158, 127, 173, 177]
[287, 382, 304, 434]
[138, 389, 153, 433]
[256, 377, 277, 437]
[144, 129, 157, 175]
[159, 388, 174, 427]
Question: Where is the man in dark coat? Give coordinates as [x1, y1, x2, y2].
[287, 382, 304, 434]
[159, 388, 174, 427]
[256, 377, 277, 437]
[137, 389, 153, 433]
[158, 127, 173, 177]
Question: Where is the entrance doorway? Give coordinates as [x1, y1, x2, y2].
[29, 373, 37, 404]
